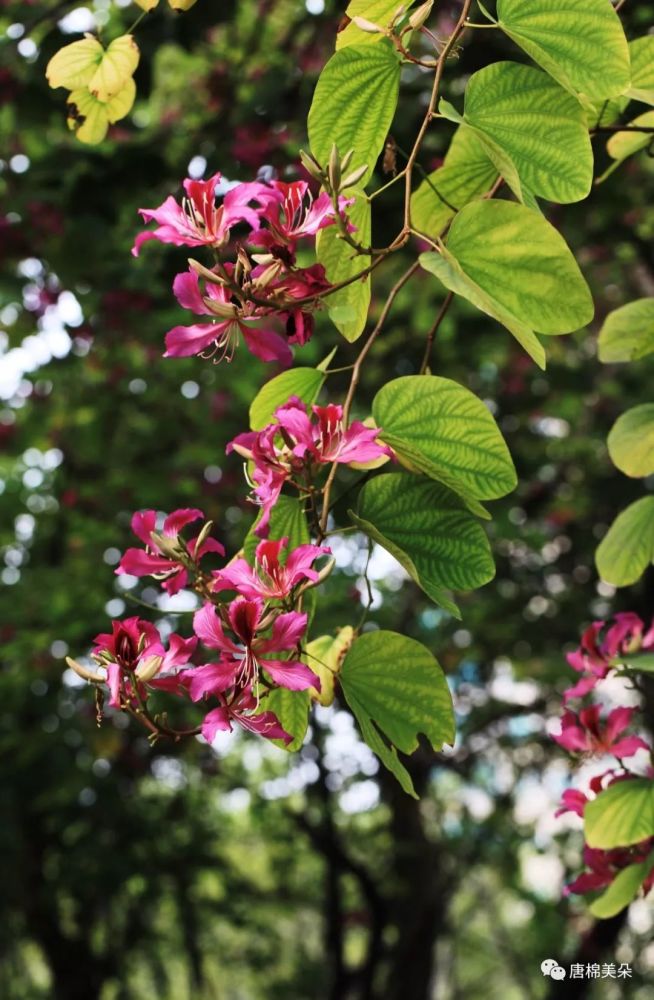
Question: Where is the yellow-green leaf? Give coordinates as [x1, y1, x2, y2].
[596, 496, 654, 587]
[316, 189, 371, 342]
[419, 200, 594, 369]
[496, 0, 630, 102]
[441, 62, 593, 204]
[88, 35, 140, 102]
[608, 404, 654, 478]
[411, 127, 497, 238]
[336, 1, 402, 49]
[340, 630, 455, 797]
[627, 36, 654, 106]
[304, 627, 354, 707]
[590, 854, 654, 919]
[598, 298, 654, 363]
[585, 779, 654, 849]
[67, 78, 136, 145]
[603, 111, 654, 178]
[308, 40, 401, 188]
[46, 36, 103, 90]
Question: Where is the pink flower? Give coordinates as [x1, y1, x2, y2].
[132, 174, 274, 255]
[564, 613, 654, 702]
[117, 508, 224, 595]
[190, 598, 318, 692]
[165, 269, 292, 365]
[212, 536, 330, 600]
[552, 705, 650, 759]
[251, 180, 346, 251]
[566, 841, 654, 897]
[92, 618, 196, 707]
[228, 397, 392, 537]
[200, 685, 291, 744]
[555, 788, 589, 818]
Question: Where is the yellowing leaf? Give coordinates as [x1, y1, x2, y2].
[88, 35, 140, 102]
[305, 628, 354, 707]
[67, 78, 136, 145]
[46, 36, 103, 90]
[168, 0, 199, 9]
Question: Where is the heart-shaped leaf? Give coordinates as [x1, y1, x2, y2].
[598, 299, 654, 363]
[350, 473, 495, 614]
[308, 40, 401, 187]
[590, 854, 654, 919]
[496, 0, 630, 102]
[585, 779, 654, 849]
[596, 496, 654, 587]
[411, 127, 497, 238]
[608, 404, 654, 478]
[420, 200, 594, 369]
[440, 62, 593, 204]
[340, 630, 455, 797]
[316, 189, 371, 342]
[372, 375, 517, 508]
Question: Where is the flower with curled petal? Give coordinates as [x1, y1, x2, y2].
[212, 536, 330, 600]
[117, 508, 224, 595]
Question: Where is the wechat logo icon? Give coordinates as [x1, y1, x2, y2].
[542, 959, 567, 980]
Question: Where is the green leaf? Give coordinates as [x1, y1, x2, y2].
[420, 200, 594, 369]
[316, 189, 371, 342]
[350, 473, 495, 612]
[590, 854, 654, 919]
[627, 36, 654, 106]
[622, 653, 654, 674]
[602, 111, 654, 178]
[585, 779, 654, 850]
[244, 495, 310, 563]
[308, 40, 401, 187]
[441, 62, 593, 204]
[340, 630, 455, 797]
[249, 368, 325, 430]
[596, 496, 654, 587]
[608, 404, 654, 478]
[598, 298, 654, 363]
[264, 688, 310, 752]
[496, 0, 630, 102]
[410, 127, 498, 238]
[372, 376, 517, 509]
[336, 0, 402, 49]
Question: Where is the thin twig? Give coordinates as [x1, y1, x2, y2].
[318, 261, 420, 537]
[419, 291, 454, 374]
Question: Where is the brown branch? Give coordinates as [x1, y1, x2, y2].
[419, 290, 454, 374]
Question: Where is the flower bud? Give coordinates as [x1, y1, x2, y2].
[408, 0, 433, 30]
[135, 655, 163, 682]
[150, 531, 186, 560]
[340, 163, 368, 191]
[299, 149, 325, 185]
[328, 144, 341, 193]
[351, 15, 384, 33]
[188, 258, 226, 286]
[66, 656, 106, 684]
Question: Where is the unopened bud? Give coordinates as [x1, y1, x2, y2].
[194, 519, 214, 556]
[351, 15, 383, 33]
[188, 258, 226, 285]
[135, 655, 163, 682]
[408, 0, 433, 30]
[299, 148, 325, 184]
[340, 163, 368, 190]
[66, 656, 106, 684]
[340, 148, 354, 174]
[328, 144, 341, 193]
[202, 296, 239, 320]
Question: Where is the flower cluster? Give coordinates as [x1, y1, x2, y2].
[230, 396, 392, 536]
[69, 511, 330, 746]
[553, 613, 654, 902]
[133, 172, 350, 364]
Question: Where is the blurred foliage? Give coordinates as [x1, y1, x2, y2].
[1, 1, 654, 998]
